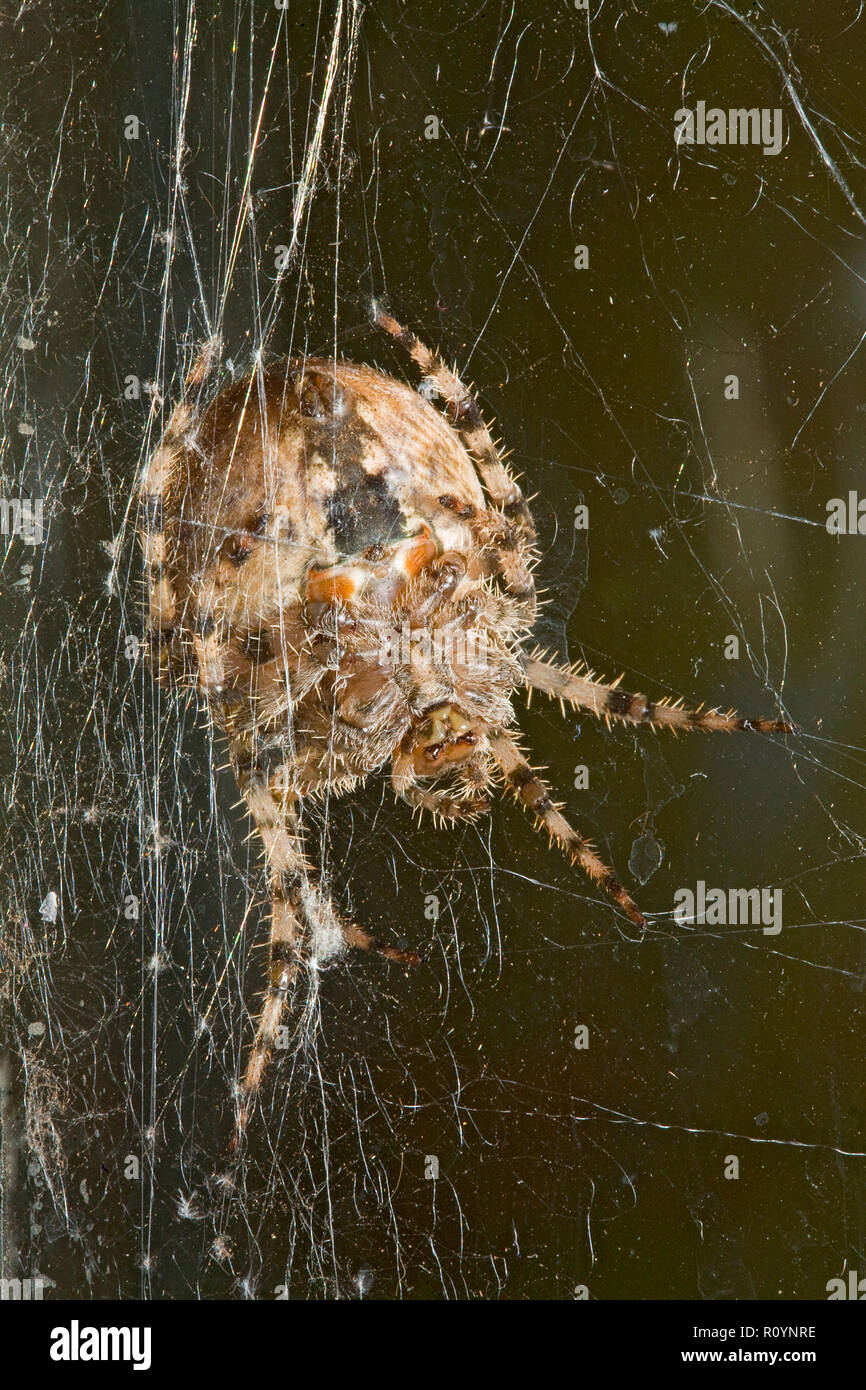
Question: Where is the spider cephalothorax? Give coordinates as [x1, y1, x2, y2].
[138, 310, 794, 1138]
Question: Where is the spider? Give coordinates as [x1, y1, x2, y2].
[138, 310, 793, 1139]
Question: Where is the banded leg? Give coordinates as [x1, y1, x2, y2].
[138, 338, 221, 676]
[230, 762, 304, 1143]
[489, 730, 647, 929]
[374, 309, 537, 543]
[231, 745, 420, 1144]
[523, 654, 796, 734]
[139, 424, 184, 659]
[465, 505, 537, 616]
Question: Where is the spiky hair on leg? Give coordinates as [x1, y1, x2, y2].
[374, 308, 537, 544]
[489, 729, 647, 929]
[523, 652, 796, 735]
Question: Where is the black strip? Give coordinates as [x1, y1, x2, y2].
[438, 494, 476, 519]
[605, 689, 633, 718]
[272, 872, 302, 904]
[450, 395, 483, 428]
[503, 498, 530, 520]
[508, 765, 535, 792]
[601, 870, 625, 898]
[269, 942, 298, 969]
[226, 539, 252, 566]
[239, 629, 274, 664]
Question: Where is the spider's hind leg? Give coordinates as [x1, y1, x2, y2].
[230, 740, 420, 1146]
[230, 760, 305, 1142]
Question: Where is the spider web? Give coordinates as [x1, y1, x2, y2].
[1, 0, 865, 1301]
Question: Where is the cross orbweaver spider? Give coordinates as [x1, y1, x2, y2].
[138, 311, 793, 1139]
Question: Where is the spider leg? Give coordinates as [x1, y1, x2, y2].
[523, 653, 796, 734]
[138, 339, 220, 678]
[139, 427, 184, 647]
[231, 743, 420, 1145]
[374, 311, 537, 618]
[460, 504, 537, 617]
[394, 782, 490, 823]
[390, 751, 490, 823]
[230, 761, 304, 1142]
[374, 310, 536, 542]
[489, 729, 648, 929]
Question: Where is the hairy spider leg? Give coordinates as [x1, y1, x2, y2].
[489, 729, 648, 929]
[138, 339, 221, 678]
[229, 760, 304, 1144]
[523, 654, 796, 734]
[390, 747, 491, 823]
[230, 745, 420, 1146]
[139, 418, 186, 658]
[374, 310, 537, 614]
[460, 504, 538, 622]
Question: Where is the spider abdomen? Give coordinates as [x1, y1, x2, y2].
[174, 358, 485, 583]
[142, 354, 531, 761]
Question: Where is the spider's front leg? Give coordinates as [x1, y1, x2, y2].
[391, 756, 491, 823]
[230, 740, 420, 1146]
[375, 311, 539, 618]
[523, 654, 796, 734]
[489, 729, 648, 929]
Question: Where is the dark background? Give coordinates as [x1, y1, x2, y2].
[1, 0, 865, 1300]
